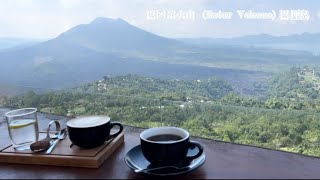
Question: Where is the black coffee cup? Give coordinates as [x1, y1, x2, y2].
[140, 127, 203, 165]
[66, 116, 123, 148]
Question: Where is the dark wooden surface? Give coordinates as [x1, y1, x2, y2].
[1, 107, 320, 179]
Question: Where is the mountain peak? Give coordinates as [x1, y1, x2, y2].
[91, 17, 128, 25]
[53, 16, 178, 53]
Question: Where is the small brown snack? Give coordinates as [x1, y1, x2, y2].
[30, 139, 51, 151]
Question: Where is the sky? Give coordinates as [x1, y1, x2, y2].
[0, 0, 319, 39]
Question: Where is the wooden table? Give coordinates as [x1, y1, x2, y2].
[1, 107, 320, 179]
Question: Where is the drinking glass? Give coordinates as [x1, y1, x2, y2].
[5, 108, 39, 150]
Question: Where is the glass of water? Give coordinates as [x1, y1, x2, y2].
[5, 108, 39, 150]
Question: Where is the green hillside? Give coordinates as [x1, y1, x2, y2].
[73, 74, 233, 101]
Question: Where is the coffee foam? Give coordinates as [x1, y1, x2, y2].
[67, 116, 110, 128]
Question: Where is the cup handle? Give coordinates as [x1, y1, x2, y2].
[186, 141, 203, 161]
[108, 122, 123, 140]
[46, 120, 61, 139]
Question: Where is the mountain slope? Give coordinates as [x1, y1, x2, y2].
[56, 17, 180, 54]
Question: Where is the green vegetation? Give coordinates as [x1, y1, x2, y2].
[74, 74, 233, 101]
[3, 67, 320, 157]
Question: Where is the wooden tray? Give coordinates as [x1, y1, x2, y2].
[0, 132, 124, 168]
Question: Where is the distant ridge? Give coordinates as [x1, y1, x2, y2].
[179, 32, 320, 53]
